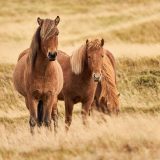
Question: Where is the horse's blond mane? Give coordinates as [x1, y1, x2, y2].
[70, 44, 86, 75]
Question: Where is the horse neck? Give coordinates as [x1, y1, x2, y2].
[80, 59, 92, 80]
[31, 51, 50, 76]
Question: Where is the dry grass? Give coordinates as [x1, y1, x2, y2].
[112, 20, 160, 43]
[0, 0, 160, 159]
[1, 114, 160, 160]
[0, 56, 160, 159]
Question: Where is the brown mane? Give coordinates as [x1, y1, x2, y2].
[28, 27, 41, 68]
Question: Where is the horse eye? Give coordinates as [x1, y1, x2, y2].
[102, 55, 104, 58]
[88, 56, 91, 58]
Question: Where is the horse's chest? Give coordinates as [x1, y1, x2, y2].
[29, 76, 57, 97]
[70, 82, 96, 103]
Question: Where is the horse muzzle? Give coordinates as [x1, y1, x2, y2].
[92, 73, 102, 82]
[48, 51, 57, 61]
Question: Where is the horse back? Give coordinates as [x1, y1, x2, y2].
[18, 48, 30, 61]
[13, 49, 29, 96]
[57, 50, 70, 80]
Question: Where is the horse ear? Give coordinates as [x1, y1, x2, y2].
[101, 38, 104, 47]
[37, 17, 43, 26]
[86, 39, 89, 45]
[55, 16, 60, 26]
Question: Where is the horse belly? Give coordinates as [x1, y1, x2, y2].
[49, 61, 63, 95]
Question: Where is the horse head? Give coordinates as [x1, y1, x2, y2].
[86, 39, 104, 82]
[37, 16, 60, 61]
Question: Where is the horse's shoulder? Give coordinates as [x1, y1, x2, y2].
[18, 48, 30, 61]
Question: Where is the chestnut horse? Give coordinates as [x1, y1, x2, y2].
[57, 39, 104, 129]
[13, 17, 63, 134]
[93, 50, 120, 114]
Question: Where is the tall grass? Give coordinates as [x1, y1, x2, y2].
[0, 56, 160, 159]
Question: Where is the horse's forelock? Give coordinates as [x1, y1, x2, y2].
[87, 39, 102, 51]
[40, 19, 57, 40]
[70, 44, 86, 74]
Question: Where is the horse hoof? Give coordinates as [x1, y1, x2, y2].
[30, 127, 35, 135]
[29, 117, 36, 127]
[44, 120, 51, 128]
[37, 122, 43, 127]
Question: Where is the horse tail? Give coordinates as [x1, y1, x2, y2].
[37, 100, 43, 126]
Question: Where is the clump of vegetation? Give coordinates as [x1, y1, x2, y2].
[133, 75, 158, 89]
[150, 70, 160, 77]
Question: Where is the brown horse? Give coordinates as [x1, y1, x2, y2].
[93, 49, 120, 114]
[57, 39, 104, 129]
[13, 16, 63, 134]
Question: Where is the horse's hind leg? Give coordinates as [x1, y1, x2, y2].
[52, 105, 58, 134]
[64, 97, 73, 131]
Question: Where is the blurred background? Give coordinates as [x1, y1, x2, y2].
[0, 0, 160, 63]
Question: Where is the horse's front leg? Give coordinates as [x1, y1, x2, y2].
[51, 96, 58, 134]
[27, 97, 38, 135]
[81, 100, 93, 125]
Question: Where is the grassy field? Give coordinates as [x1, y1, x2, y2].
[0, 0, 160, 159]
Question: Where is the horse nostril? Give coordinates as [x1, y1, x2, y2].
[48, 52, 57, 60]
[93, 73, 101, 82]
[94, 74, 99, 79]
[54, 51, 57, 56]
